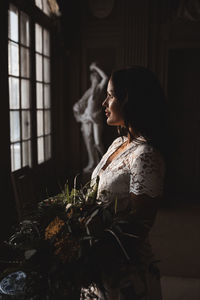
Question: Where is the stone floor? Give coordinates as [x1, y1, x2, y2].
[150, 203, 200, 299]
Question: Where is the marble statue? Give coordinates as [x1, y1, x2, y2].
[73, 62, 108, 173]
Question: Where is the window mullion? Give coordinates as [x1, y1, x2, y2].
[18, 10, 23, 169]
[42, 26, 45, 161]
[30, 16, 37, 168]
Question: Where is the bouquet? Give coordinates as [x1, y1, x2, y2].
[0, 177, 111, 299]
[0, 176, 158, 299]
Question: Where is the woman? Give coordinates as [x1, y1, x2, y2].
[86, 66, 167, 300]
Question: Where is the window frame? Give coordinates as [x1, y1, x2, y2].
[8, 5, 32, 171]
[8, 0, 54, 172]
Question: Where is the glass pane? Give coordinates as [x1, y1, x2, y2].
[35, 0, 42, 10]
[22, 140, 31, 167]
[36, 83, 43, 108]
[44, 110, 51, 134]
[43, 0, 51, 16]
[44, 57, 50, 83]
[22, 111, 31, 140]
[8, 41, 19, 76]
[37, 137, 44, 164]
[36, 54, 43, 81]
[20, 12, 30, 46]
[44, 84, 50, 108]
[35, 23, 42, 53]
[9, 77, 19, 109]
[45, 135, 51, 160]
[11, 143, 21, 171]
[9, 5, 18, 42]
[21, 79, 30, 108]
[37, 110, 43, 136]
[43, 29, 50, 56]
[10, 111, 20, 142]
[21, 47, 30, 78]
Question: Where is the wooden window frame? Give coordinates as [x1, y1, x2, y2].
[8, 0, 54, 172]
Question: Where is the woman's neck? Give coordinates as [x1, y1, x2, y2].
[127, 127, 146, 143]
[127, 127, 136, 143]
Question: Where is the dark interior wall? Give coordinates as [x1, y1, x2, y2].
[167, 49, 200, 200]
[158, 3, 200, 203]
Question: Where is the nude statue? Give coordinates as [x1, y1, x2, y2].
[73, 62, 108, 173]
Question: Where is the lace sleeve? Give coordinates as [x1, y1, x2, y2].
[129, 150, 165, 198]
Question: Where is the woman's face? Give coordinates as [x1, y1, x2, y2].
[102, 79, 124, 126]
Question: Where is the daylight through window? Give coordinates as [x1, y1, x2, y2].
[35, 23, 52, 164]
[8, 5, 31, 171]
[8, 4, 52, 171]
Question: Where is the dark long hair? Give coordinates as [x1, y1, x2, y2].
[111, 66, 169, 159]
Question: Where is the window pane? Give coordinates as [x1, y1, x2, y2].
[8, 41, 19, 76]
[37, 137, 44, 164]
[9, 77, 20, 109]
[9, 5, 18, 42]
[44, 84, 50, 108]
[37, 110, 44, 136]
[43, 29, 50, 56]
[20, 12, 30, 46]
[22, 140, 31, 167]
[44, 57, 50, 83]
[21, 79, 30, 108]
[45, 135, 51, 160]
[35, 0, 42, 10]
[11, 143, 21, 171]
[35, 23, 42, 53]
[36, 54, 43, 81]
[36, 83, 43, 108]
[43, 0, 51, 16]
[21, 47, 30, 78]
[44, 110, 51, 134]
[10, 111, 20, 142]
[22, 111, 31, 140]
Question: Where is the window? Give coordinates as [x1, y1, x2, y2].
[8, 3, 52, 171]
[8, 5, 32, 171]
[35, 23, 52, 164]
[35, 0, 60, 16]
[35, 0, 51, 16]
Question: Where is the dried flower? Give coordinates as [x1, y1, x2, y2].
[45, 217, 65, 240]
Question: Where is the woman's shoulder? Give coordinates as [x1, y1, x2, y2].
[130, 142, 165, 174]
[129, 142, 166, 197]
[133, 142, 155, 156]
[130, 139, 162, 157]
[128, 140, 164, 163]
[107, 136, 124, 151]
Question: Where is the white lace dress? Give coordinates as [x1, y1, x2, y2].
[89, 136, 165, 300]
